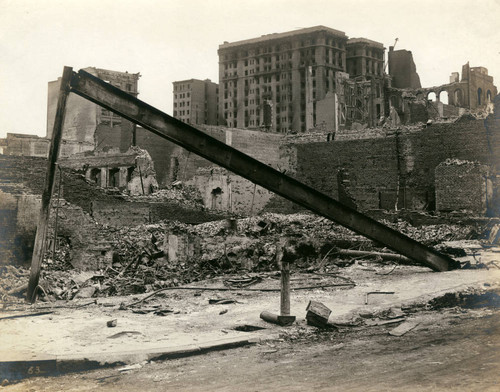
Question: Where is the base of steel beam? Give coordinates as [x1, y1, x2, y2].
[260, 311, 296, 326]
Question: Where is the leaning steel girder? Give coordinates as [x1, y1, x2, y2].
[68, 69, 459, 272]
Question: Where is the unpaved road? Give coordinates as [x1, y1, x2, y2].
[5, 307, 500, 392]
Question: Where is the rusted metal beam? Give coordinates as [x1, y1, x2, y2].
[68, 68, 459, 272]
[27, 66, 73, 302]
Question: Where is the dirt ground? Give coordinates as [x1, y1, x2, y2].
[5, 303, 500, 392]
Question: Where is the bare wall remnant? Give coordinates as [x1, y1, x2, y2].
[47, 67, 140, 157]
[435, 160, 492, 214]
[388, 47, 422, 89]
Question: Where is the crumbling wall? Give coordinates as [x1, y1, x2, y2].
[0, 155, 229, 267]
[293, 136, 399, 210]
[288, 118, 500, 212]
[435, 160, 491, 214]
[189, 167, 274, 215]
[91, 201, 151, 227]
[388, 48, 422, 89]
[0, 191, 40, 266]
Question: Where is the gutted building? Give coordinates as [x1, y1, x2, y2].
[47, 67, 141, 157]
[172, 79, 219, 125]
[217, 26, 348, 132]
[446, 63, 497, 109]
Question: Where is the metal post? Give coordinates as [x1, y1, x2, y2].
[280, 260, 291, 316]
[27, 66, 72, 302]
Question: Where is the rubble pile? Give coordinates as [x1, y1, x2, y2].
[27, 212, 481, 302]
[0, 208, 481, 304]
[386, 219, 478, 246]
[130, 185, 205, 210]
[0, 265, 29, 304]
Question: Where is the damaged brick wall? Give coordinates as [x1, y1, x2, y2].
[289, 118, 500, 212]
[435, 160, 491, 213]
[0, 155, 230, 266]
[292, 135, 399, 209]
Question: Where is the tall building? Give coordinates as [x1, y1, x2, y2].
[346, 38, 385, 79]
[217, 26, 349, 132]
[172, 79, 219, 125]
[342, 38, 386, 126]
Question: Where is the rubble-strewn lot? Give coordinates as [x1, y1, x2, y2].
[0, 211, 490, 303]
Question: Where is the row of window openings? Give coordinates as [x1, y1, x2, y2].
[174, 92, 190, 99]
[348, 60, 383, 76]
[173, 110, 190, 116]
[222, 38, 347, 61]
[223, 50, 344, 67]
[346, 49, 384, 59]
[89, 167, 134, 188]
[174, 84, 191, 92]
[174, 101, 190, 108]
[223, 62, 343, 78]
[104, 80, 135, 92]
[224, 66, 340, 89]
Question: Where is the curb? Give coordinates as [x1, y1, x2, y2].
[0, 334, 278, 382]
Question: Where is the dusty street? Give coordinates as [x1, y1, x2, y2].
[6, 304, 500, 392]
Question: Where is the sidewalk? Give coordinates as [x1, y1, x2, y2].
[1, 265, 499, 381]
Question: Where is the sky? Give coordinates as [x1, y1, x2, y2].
[1, 0, 499, 138]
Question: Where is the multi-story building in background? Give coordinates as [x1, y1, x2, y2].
[340, 38, 386, 126]
[217, 26, 349, 132]
[172, 79, 219, 125]
[346, 38, 385, 79]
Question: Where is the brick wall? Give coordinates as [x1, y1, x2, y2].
[435, 161, 490, 213]
[288, 118, 500, 212]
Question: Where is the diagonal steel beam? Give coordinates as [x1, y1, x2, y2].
[68, 69, 459, 272]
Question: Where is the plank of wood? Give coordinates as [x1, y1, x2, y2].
[389, 320, 420, 336]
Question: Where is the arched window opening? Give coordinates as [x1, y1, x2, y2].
[438, 91, 449, 105]
[478, 88, 483, 106]
[487, 90, 492, 102]
[427, 92, 437, 102]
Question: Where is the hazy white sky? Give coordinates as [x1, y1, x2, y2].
[1, 0, 499, 138]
